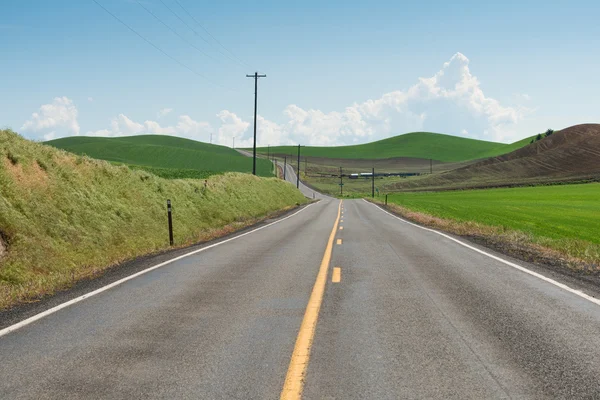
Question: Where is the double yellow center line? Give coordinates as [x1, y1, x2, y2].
[280, 200, 342, 400]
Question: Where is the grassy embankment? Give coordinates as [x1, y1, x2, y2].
[47, 135, 275, 179]
[0, 130, 305, 309]
[377, 184, 600, 269]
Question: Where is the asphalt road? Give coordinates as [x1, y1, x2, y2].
[235, 149, 323, 199]
[3, 195, 600, 398]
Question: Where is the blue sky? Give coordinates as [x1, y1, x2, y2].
[1, 0, 599, 146]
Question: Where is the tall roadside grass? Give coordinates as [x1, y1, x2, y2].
[0, 130, 307, 309]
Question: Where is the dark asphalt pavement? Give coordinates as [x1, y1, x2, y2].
[3, 195, 600, 398]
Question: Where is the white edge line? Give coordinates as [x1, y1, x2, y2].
[363, 199, 600, 307]
[0, 203, 315, 338]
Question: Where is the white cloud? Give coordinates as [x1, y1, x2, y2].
[86, 114, 211, 140]
[157, 108, 173, 118]
[21, 97, 80, 136]
[87, 97, 94, 102]
[43, 131, 57, 141]
[31, 53, 532, 146]
[215, 110, 250, 147]
[210, 52, 530, 146]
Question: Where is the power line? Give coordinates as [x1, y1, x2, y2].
[91, 0, 236, 92]
[135, 0, 219, 63]
[173, 0, 251, 68]
[161, 0, 243, 66]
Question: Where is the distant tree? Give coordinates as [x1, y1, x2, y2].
[530, 139, 534, 144]
[536, 133, 542, 141]
[544, 129, 554, 137]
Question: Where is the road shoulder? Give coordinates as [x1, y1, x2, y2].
[365, 199, 600, 300]
[0, 202, 316, 330]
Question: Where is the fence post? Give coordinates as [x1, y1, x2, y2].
[167, 199, 174, 246]
[385, 194, 388, 205]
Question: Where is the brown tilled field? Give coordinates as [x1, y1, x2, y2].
[383, 124, 600, 191]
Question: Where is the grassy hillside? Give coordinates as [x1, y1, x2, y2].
[384, 124, 599, 191]
[46, 135, 274, 177]
[0, 130, 306, 309]
[254, 132, 534, 162]
[382, 183, 600, 267]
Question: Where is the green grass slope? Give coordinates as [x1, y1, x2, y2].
[0, 130, 306, 309]
[46, 135, 274, 177]
[384, 183, 600, 266]
[255, 132, 534, 162]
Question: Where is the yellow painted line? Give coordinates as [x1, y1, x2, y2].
[332, 267, 341, 283]
[336, 239, 342, 245]
[339, 226, 343, 230]
[281, 200, 342, 400]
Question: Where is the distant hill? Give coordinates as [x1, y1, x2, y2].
[46, 135, 274, 178]
[253, 132, 534, 163]
[385, 124, 600, 191]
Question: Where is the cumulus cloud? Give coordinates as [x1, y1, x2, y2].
[215, 110, 250, 146]
[86, 114, 211, 140]
[26, 53, 532, 145]
[157, 108, 173, 118]
[21, 97, 80, 136]
[208, 52, 530, 146]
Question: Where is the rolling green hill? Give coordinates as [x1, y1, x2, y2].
[46, 135, 274, 177]
[255, 132, 535, 162]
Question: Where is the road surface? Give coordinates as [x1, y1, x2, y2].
[235, 149, 324, 199]
[2, 190, 600, 398]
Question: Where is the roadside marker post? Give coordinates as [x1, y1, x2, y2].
[339, 166, 343, 196]
[167, 200, 174, 246]
[372, 167, 375, 198]
[385, 194, 388, 205]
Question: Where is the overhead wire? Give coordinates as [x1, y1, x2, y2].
[158, 0, 248, 69]
[134, 0, 219, 63]
[90, 0, 239, 92]
[173, 0, 252, 69]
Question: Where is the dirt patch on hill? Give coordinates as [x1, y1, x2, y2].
[4, 156, 49, 190]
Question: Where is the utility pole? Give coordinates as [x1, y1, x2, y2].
[284, 156, 287, 180]
[372, 167, 375, 198]
[246, 72, 266, 175]
[340, 166, 343, 196]
[305, 157, 307, 175]
[297, 144, 301, 189]
[267, 145, 270, 161]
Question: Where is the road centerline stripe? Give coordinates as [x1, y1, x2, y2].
[332, 267, 341, 283]
[336, 239, 342, 245]
[281, 200, 342, 400]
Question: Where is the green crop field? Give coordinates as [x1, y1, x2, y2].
[46, 135, 274, 177]
[254, 132, 535, 162]
[384, 183, 600, 262]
